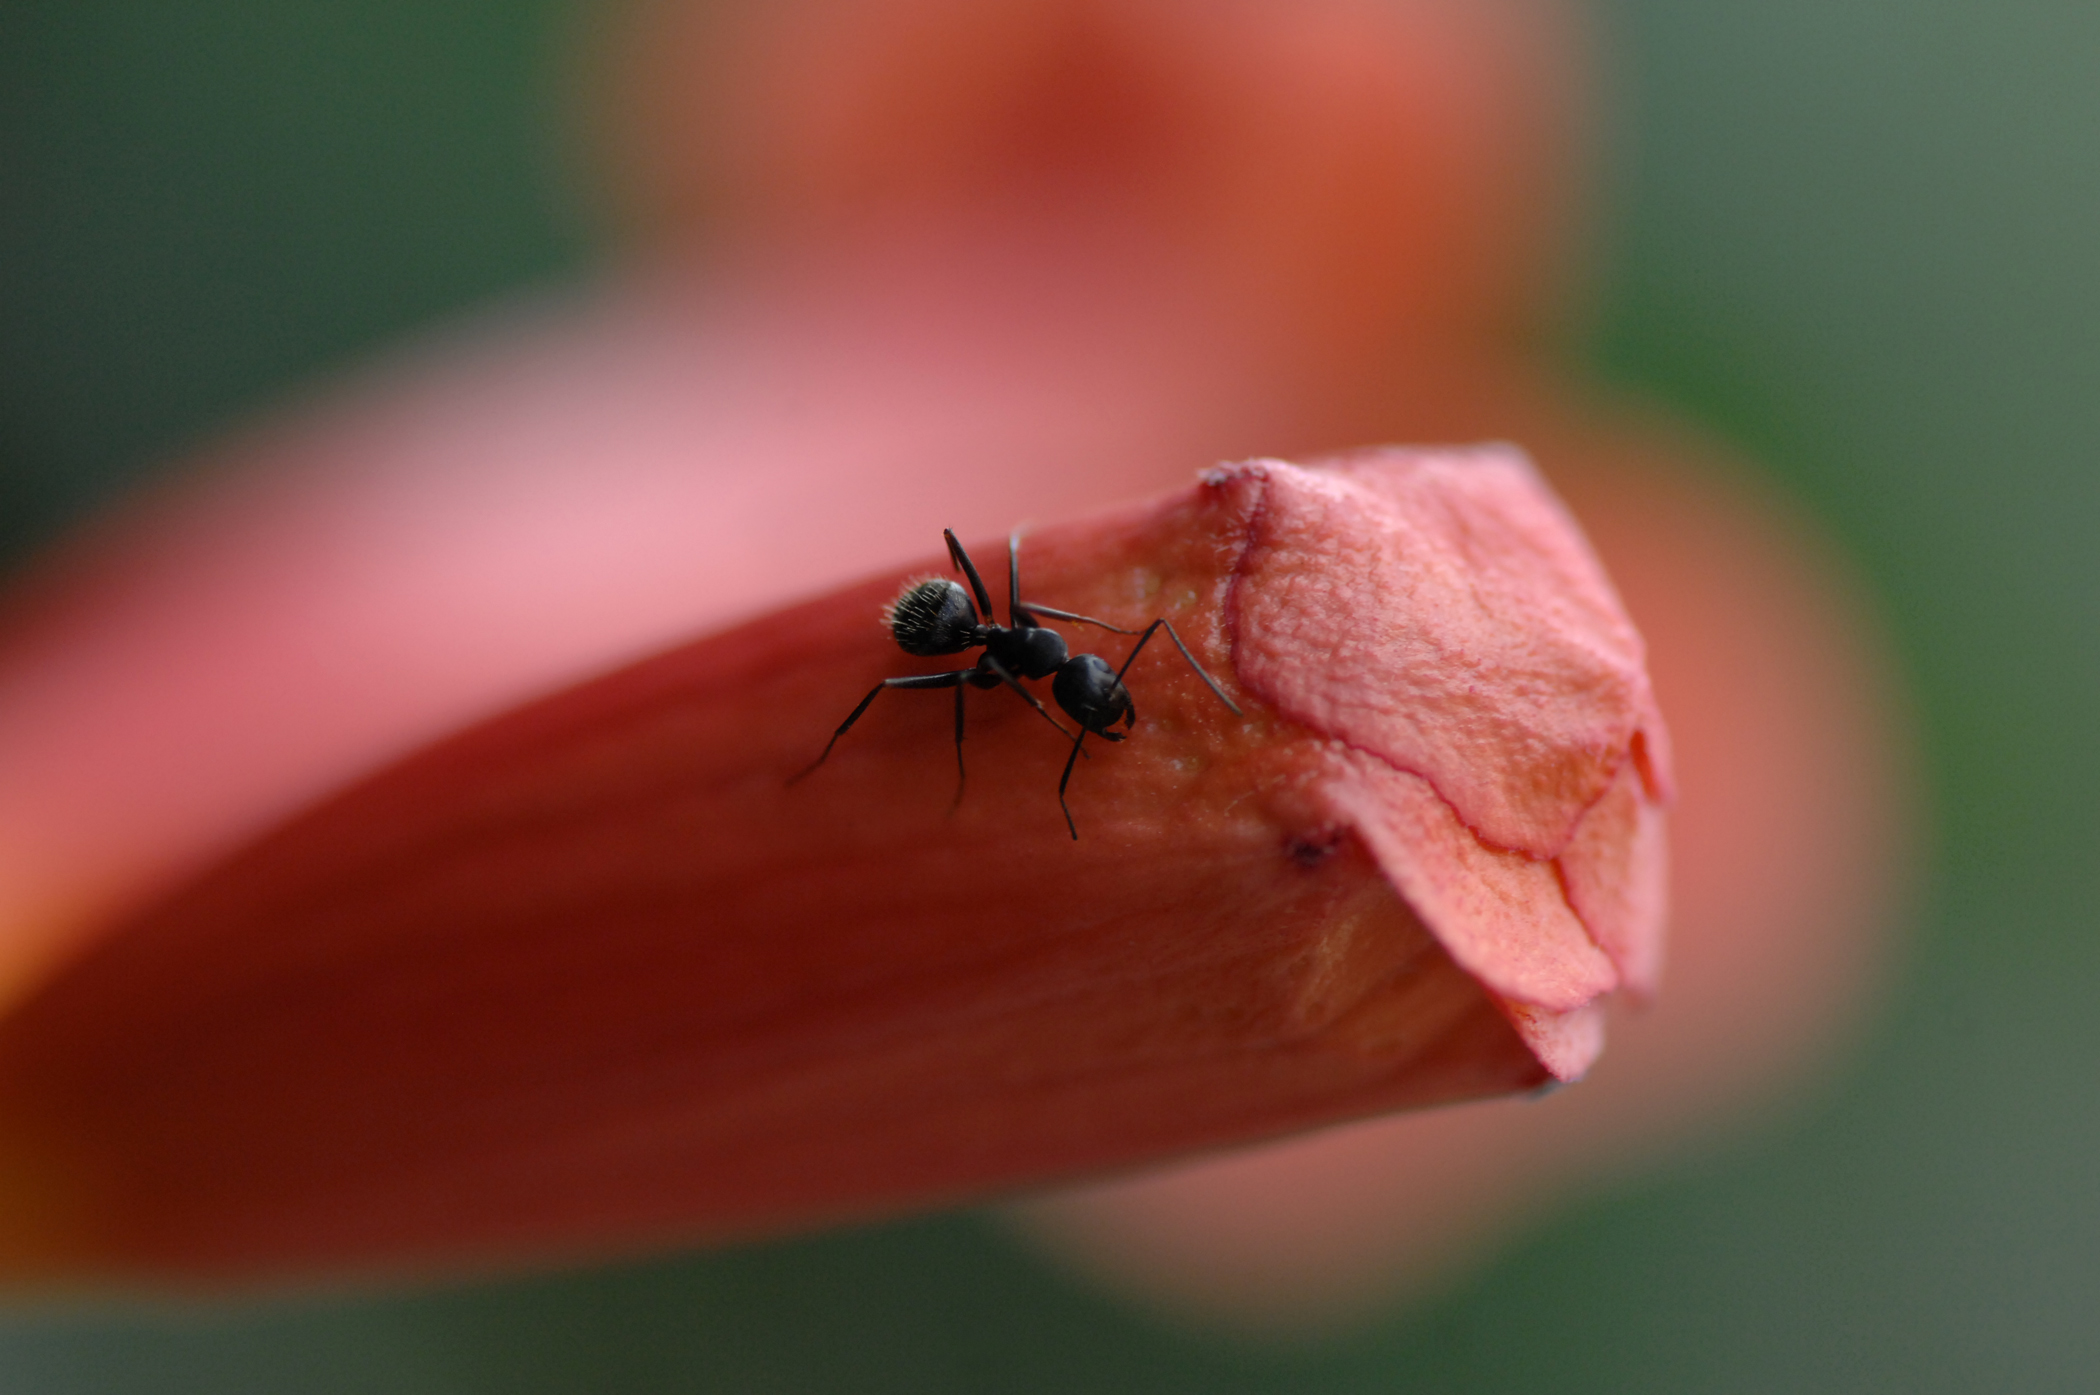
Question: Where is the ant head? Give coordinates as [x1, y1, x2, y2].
[886, 577, 979, 655]
[1051, 653, 1133, 733]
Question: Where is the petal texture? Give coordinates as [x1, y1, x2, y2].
[0, 448, 1665, 1282]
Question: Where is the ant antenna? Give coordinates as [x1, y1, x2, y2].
[943, 529, 996, 624]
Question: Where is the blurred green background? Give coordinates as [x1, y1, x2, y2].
[3, 1, 2096, 1390]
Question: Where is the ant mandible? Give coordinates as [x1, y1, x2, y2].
[791, 528, 1241, 838]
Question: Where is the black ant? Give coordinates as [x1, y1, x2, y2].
[791, 528, 1241, 838]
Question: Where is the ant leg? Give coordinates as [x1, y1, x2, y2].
[950, 680, 967, 810]
[979, 654, 1086, 748]
[1116, 619, 1243, 716]
[1058, 728, 1090, 840]
[1008, 530, 1023, 628]
[788, 670, 971, 784]
[978, 659, 1075, 747]
[943, 529, 997, 622]
[1006, 527, 1134, 634]
[1017, 601, 1134, 635]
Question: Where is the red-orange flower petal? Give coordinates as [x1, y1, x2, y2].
[1218, 449, 1668, 1063]
[0, 447, 1662, 1284]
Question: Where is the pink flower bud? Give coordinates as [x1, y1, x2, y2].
[0, 446, 1663, 1283]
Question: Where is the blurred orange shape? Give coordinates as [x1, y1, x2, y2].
[0, 0, 1908, 1323]
[592, 0, 1586, 407]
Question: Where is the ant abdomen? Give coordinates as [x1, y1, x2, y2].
[887, 578, 977, 655]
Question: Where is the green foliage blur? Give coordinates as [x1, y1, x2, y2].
[3, 1, 2097, 1390]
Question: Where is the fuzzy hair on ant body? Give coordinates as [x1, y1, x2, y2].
[791, 528, 1241, 838]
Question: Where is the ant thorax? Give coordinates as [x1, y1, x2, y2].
[987, 623, 1068, 681]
